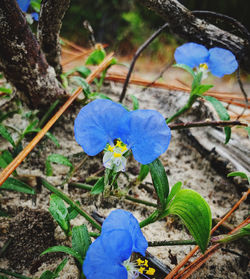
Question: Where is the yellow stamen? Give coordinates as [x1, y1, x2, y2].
[200, 63, 208, 70]
[108, 145, 114, 152]
[114, 152, 122, 158]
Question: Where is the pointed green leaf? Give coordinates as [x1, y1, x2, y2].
[165, 189, 212, 253]
[46, 154, 73, 176]
[67, 201, 80, 220]
[130, 95, 139, 110]
[41, 246, 82, 264]
[137, 164, 150, 182]
[192, 84, 213, 96]
[166, 181, 182, 206]
[49, 194, 70, 235]
[173, 64, 195, 78]
[72, 225, 91, 260]
[0, 124, 15, 147]
[85, 49, 106, 65]
[88, 92, 112, 100]
[75, 66, 91, 78]
[149, 158, 169, 210]
[1, 178, 35, 194]
[0, 87, 12, 94]
[54, 258, 68, 276]
[45, 132, 60, 147]
[71, 76, 91, 98]
[91, 177, 105, 195]
[40, 270, 56, 279]
[227, 171, 250, 185]
[204, 96, 231, 144]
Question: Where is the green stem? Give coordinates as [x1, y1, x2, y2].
[69, 182, 157, 208]
[148, 239, 196, 247]
[166, 95, 198, 124]
[89, 232, 100, 237]
[41, 178, 101, 231]
[0, 239, 11, 257]
[0, 268, 31, 279]
[139, 210, 160, 228]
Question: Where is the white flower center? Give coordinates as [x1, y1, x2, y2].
[103, 140, 128, 172]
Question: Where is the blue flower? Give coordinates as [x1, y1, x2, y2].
[174, 42, 238, 78]
[83, 209, 148, 279]
[74, 99, 171, 169]
[17, 0, 39, 21]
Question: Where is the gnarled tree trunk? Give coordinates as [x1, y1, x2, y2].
[0, 0, 67, 108]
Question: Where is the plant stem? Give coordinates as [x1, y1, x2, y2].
[69, 182, 157, 208]
[0, 268, 31, 279]
[139, 210, 160, 228]
[38, 100, 60, 128]
[41, 178, 101, 231]
[89, 232, 100, 237]
[148, 239, 196, 247]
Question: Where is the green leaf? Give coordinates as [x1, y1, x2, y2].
[173, 64, 195, 78]
[0, 87, 12, 94]
[45, 132, 60, 147]
[191, 72, 203, 92]
[88, 92, 112, 100]
[30, 0, 41, 12]
[54, 258, 68, 276]
[67, 201, 80, 220]
[164, 189, 212, 253]
[137, 164, 150, 182]
[204, 96, 231, 143]
[75, 66, 91, 78]
[130, 95, 139, 110]
[1, 178, 35, 194]
[41, 246, 82, 265]
[0, 124, 15, 147]
[244, 127, 250, 139]
[91, 177, 105, 195]
[71, 76, 91, 98]
[46, 154, 73, 176]
[85, 49, 106, 65]
[40, 271, 56, 279]
[148, 158, 169, 210]
[165, 181, 182, 206]
[0, 150, 13, 168]
[72, 225, 91, 260]
[49, 194, 70, 235]
[227, 171, 250, 185]
[192, 84, 213, 96]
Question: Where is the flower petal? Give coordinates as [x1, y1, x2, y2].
[83, 230, 131, 279]
[119, 110, 171, 165]
[17, 0, 30, 12]
[207, 47, 238, 77]
[174, 42, 209, 68]
[101, 209, 148, 256]
[74, 100, 127, 156]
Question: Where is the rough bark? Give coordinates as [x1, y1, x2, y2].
[38, 0, 71, 76]
[0, 0, 66, 108]
[137, 0, 250, 72]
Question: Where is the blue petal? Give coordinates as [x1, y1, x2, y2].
[118, 110, 171, 165]
[207, 47, 238, 77]
[83, 230, 131, 279]
[31, 12, 39, 21]
[17, 0, 30, 12]
[74, 100, 127, 156]
[101, 209, 148, 256]
[174, 42, 209, 68]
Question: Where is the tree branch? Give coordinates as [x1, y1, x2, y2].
[137, 0, 250, 72]
[38, 0, 71, 76]
[168, 120, 248, 130]
[0, 0, 66, 108]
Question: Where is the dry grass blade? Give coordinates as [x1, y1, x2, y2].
[0, 53, 114, 186]
[165, 189, 250, 279]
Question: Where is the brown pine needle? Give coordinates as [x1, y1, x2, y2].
[0, 53, 114, 186]
[165, 189, 250, 279]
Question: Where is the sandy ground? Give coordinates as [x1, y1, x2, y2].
[0, 81, 249, 278]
